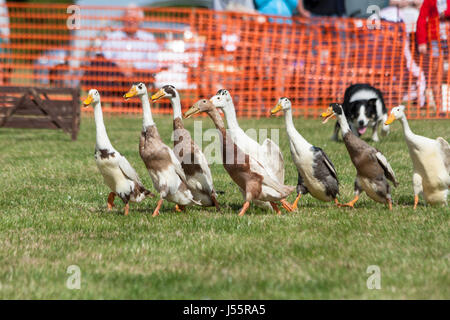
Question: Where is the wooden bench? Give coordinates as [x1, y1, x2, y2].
[0, 86, 80, 140]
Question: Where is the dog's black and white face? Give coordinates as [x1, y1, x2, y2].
[347, 98, 377, 136]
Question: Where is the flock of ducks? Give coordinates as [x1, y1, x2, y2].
[82, 85, 450, 216]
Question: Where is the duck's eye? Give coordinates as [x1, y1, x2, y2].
[217, 97, 220, 100]
[138, 85, 142, 89]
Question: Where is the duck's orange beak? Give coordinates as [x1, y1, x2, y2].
[270, 104, 282, 116]
[123, 86, 137, 100]
[321, 107, 335, 124]
[385, 112, 396, 125]
[151, 89, 165, 102]
[83, 95, 93, 107]
[184, 105, 200, 119]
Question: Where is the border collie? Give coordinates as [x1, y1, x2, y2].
[332, 84, 390, 142]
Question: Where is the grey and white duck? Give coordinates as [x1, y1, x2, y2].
[271, 97, 339, 208]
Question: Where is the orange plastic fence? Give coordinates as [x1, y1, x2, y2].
[0, 3, 449, 119]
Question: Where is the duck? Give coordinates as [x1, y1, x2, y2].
[321, 103, 398, 209]
[271, 97, 340, 208]
[150, 85, 220, 210]
[83, 89, 154, 215]
[184, 99, 295, 216]
[210, 89, 288, 210]
[385, 105, 449, 208]
[123, 83, 199, 216]
[209, 89, 284, 182]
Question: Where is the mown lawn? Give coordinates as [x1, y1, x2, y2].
[0, 114, 448, 299]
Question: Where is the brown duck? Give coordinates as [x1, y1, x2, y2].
[322, 103, 398, 209]
[184, 99, 295, 216]
[124, 83, 200, 216]
[151, 85, 219, 210]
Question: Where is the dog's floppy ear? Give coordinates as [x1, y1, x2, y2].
[349, 101, 359, 113]
[366, 98, 377, 117]
[367, 98, 377, 108]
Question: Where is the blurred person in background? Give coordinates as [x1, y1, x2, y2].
[213, 0, 256, 12]
[345, 0, 390, 17]
[254, 0, 300, 17]
[253, 0, 345, 17]
[0, 0, 10, 84]
[380, 0, 426, 107]
[417, 0, 450, 54]
[302, 0, 346, 17]
[0, 0, 8, 43]
[416, 0, 450, 111]
[82, 4, 160, 106]
[101, 5, 159, 78]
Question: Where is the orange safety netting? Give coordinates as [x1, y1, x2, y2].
[0, 3, 449, 119]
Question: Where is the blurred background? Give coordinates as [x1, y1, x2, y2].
[0, 0, 449, 118]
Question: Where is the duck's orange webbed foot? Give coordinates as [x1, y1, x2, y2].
[152, 199, 164, 217]
[175, 204, 185, 212]
[388, 199, 393, 211]
[413, 195, 419, 210]
[338, 195, 359, 208]
[334, 198, 340, 206]
[238, 201, 250, 217]
[107, 192, 116, 210]
[280, 199, 294, 212]
[270, 202, 282, 215]
[124, 203, 129, 216]
[292, 194, 301, 210]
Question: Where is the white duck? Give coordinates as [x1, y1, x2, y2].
[150, 85, 219, 210]
[209, 89, 284, 183]
[83, 89, 154, 215]
[385, 105, 450, 208]
[271, 98, 340, 208]
[123, 83, 199, 216]
[209, 89, 286, 210]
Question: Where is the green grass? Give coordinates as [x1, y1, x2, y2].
[0, 115, 449, 299]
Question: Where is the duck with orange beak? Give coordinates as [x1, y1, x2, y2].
[184, 99, 295, 216]
[385, 105, 449, 208]
[124, 83, 200, 216]
[83, 89, 154, 216]
[209, 89, 285, 211]
[322, 103, 398, 210]
[271, 98, 340, 209]
[151, 85, 220, 210]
